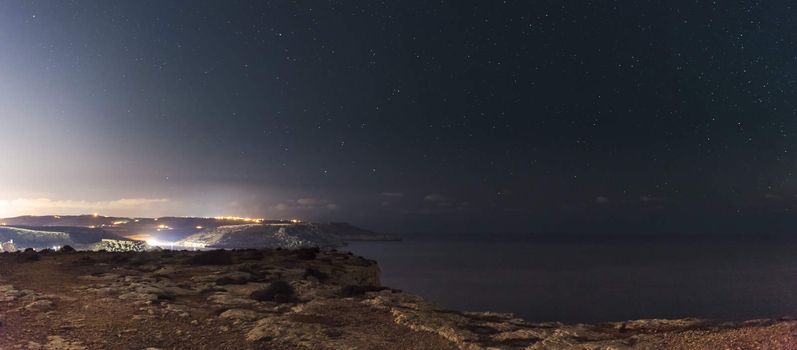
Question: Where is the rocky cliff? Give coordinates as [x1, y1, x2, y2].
[0, 249, 794, 350]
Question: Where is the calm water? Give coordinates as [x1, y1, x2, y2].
[345, 234, 797, 323]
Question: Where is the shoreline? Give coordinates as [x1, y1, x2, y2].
[0, 249, 794, 349]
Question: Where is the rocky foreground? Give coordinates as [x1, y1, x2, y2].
[0, 250, 794, 350]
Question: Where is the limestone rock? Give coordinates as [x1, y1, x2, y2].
[25, 300, 55, 312]
[219, 308, 261, 322]
[43, 336, 86, 350]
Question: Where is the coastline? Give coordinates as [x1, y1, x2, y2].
[346, 234, 797, 324]
[0, 249, 794, 349]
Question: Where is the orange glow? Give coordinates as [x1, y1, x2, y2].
[214, 216, 264, 223]
[125, 233, 153, 241]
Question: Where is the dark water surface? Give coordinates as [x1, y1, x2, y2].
[345, 234, 797, 323]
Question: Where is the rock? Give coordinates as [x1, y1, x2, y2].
[246, 317, 326, 344]
[25, 300, 55, 312]
[118, 292, 158, 302]
[219, 309, 261, 322]
[214, 271, 254, 285]
[43, 336, 86, 350]
[207, 292, 256, 307]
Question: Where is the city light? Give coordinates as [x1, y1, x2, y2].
[213, 216, 264, 223]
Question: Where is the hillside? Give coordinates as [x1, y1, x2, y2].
[0, 227, 74, 250]
[177, 223, 358, 249]
[16, 226, 128, 244]
[0, 225, 134, 251]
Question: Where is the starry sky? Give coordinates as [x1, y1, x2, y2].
[1, 1, 796, 234]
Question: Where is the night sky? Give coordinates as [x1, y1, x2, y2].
[2, 1, 797, 234]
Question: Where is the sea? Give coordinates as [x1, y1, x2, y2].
[345, 233, 797, 324]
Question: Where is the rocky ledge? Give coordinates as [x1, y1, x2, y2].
[0, 250, 794, 350]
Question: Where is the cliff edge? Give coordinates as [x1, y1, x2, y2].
[0, 250, 794, 350]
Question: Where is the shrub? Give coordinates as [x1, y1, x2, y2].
[215, 276, 248, 285]
[24, 248, 35, 253]
[237, 264, 270, 282]
[17, 251, 40, 262]
[104, 253, 131, 264]
[60, 245, 76, 253]
[250, 280, 295, 303]
[295, 247, 320, 260]
[338, 285, 385, 298]
[239, 249, 264, 261]
[303, 267, 329, 282]
[186, 250, 233, 265]
[127, 253, 153, 266]
[73, 256, 95, 266]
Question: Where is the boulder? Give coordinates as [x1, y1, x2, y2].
[219, 308, 261, 322]
[25, 300, 55, 312]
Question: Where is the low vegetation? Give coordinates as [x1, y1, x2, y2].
[295, 247, 320, 260]
[250, 280, 296, 303]
[186, 249, 233, 265]
[338, 285, 386, 298]
[303, 267, 329, 282]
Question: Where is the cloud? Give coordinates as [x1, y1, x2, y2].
[424, 194, 448, 203]
[419, 193, 471, 213]
[297, 198, 323, 205]
[640, 195, 663, 202]
[381, 192, 404, 198]
[594, 196, 609, 204]
[0, 197, 169, 217]
[273, 197, 338, 212]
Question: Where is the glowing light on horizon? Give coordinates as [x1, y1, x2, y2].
[213, 216, 264, 223]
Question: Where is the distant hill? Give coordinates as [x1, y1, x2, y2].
[0, 224, 135, 250]
[0, 215, 290, 241]
[0, 215, 129, 227]
[178, 222, 392, 249]
[0, 226, 75, 249]
[176, 224, 337, 249]
[0, 215, 393, 249]
[18, 226, 129, 244]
